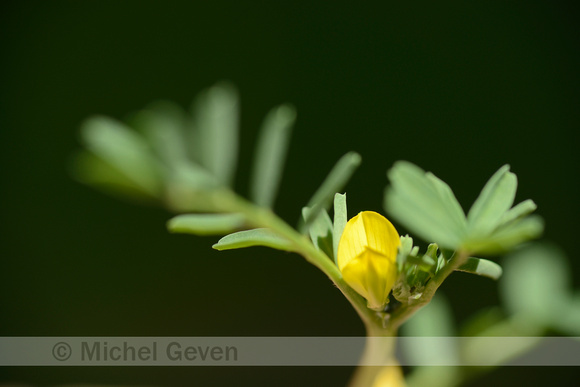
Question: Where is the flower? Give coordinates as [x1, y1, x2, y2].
[337, 211, 400, 311]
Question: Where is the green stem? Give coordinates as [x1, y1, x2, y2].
[347, 325, 403, 387]
[386, 250, 470, 334]
[206, 190, 468, 386]
[212, 190, 381, 327]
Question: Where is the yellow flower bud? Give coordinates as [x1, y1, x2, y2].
[337, 211, 399, 311]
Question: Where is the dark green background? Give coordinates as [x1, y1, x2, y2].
[1, 1, 578, 386]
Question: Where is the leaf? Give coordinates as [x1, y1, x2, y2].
[212, 228, 294, 252]
[167, 213, 246, 236]
[462, 215, 544, 254]
[405, 254, 436, 272]
[80, 116, 162, 197]
[498, 199, 537, 226]
[467, 165, 517, 237]
[456, 257, 503, 280]
[396, 235, 414, 268]
[70, 151, 158, 202]
[132, 102, 189, 168]
[424, 243, 439, 261]
[500, 243, 571, 326]
[425, 172, 467, 234]
[402, 294, 455, 336]
[193, 82, 239, 186]
[401, 294, 458, 367]
[302, 207, 334, 259]
[384, 161, 466, 249]
[131, 104, 217, 190]
[459, 306, 505, 336]
[435, 251, 447, 273]
[332, 193, 347, 264]
[552, 293, 580, 335]
[249, 104, 296, 208]
[303, 152, 361, 224]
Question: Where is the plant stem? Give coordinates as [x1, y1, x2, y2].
[213, 190, 382, 326]
[210, 190, 469, 387]
[347, 324, 404, 387]
[386, 250, 470, 333]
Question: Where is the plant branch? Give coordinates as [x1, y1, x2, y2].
[212, 189, 382, 327]
[386, 250, 470, 334]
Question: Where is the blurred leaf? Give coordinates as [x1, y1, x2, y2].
[552, 293, 580, 335]
[466, 165, 517, 236]
[249, 104, 296, 208]
[167, 213, 245, 236]
[132, 102, 189, 168]
[462, 334, 543, 366]
[462, 216, 544, 254]
[455, 257, 503, 280]
[70, 151, 158, 202]
[212, 228, 294, 252]
[498, 199, 537, 226]
[500, 243, 571, 326]
[406, 367, 460, 387]
[384, 161, 466, 249]
[80, 116, 162, 197]
[401, 294, 458, 369]
[302, 207, 334, 259]
[131, 103, 217, 190]
[460, 306, 505, 336]
[193, 82, 239, 186]
[401, 293, 455, 336]
[332, 193, 347, 264]
[303, 152, 361, 225]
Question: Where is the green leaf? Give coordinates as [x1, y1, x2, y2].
[460, 306, 505, 336]
[412, 243, 438, 272]
[435, 251, 447, 273]
[193, 82, 239, 186]
[167, 213, 246, 236]
[396, 235, 414, 268]
[132, 102, 189, 168]
[424, 243, 439, 261]
[249, 104, 296, 208]
[302, 207, 334, 259]
[80, 116, 162, 197]
[405, 254, 436, 272]
[304, 152, 361, 224]
[552, 293, 580, 335]
[456, 257, 503, 280]
[131, 104, 217, 190]
[462, 215, 543, 254]
[212, 228, 294, 252]
[425, 172, 467, 234]
[467, 165, 517, 236]
[70, 151, 158, 202]
[332, 193, 347, 264]
[500, 243, 571, 326]
[384, 161, 466, 249]
[402, 294, 455, 336]
[401, 294, 458, 368]
[498, 199, 537, 226]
